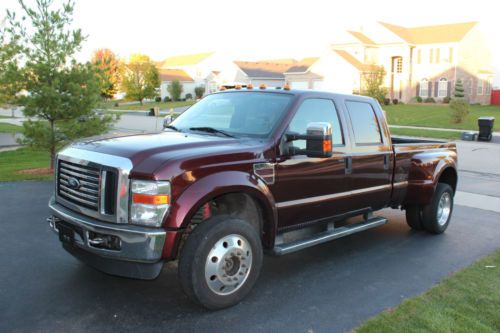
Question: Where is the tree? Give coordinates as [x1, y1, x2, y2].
[194, 86, 205, 99]
[449, 79, 469, 124]
[454, 79, 465, 98]
[120, 53, 160, 104]
[6, 0, 117, 170]
[91, 48, 120, 99]
[167, 80, 183, 101]
[361, 67, 388, 104]
[0, 19, 23, 108]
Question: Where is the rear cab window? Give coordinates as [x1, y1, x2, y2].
[345, 100, 383, 145]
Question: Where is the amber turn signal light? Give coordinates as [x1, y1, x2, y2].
[132, 193, 170, 205]
[323, 139, 332, 152]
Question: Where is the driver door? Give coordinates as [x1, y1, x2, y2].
[271, 98, 351, 229]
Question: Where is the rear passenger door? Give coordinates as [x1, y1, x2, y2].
[343, 100, 393, 212]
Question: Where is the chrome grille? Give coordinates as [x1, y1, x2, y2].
[58, 160, 100, 210]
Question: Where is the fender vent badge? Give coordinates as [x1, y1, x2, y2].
[253, 163, 275, 185]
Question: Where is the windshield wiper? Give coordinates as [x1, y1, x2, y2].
[165, 125, 181, 132]
[189, 127, 235, 138]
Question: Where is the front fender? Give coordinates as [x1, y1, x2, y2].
[162, 171, 278, 258]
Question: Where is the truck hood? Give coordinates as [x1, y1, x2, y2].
[69, 131, 267, 176]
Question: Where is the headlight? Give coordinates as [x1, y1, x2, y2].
[130, 180, 171, 227]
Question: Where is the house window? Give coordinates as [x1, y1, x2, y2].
[396, 58, 403, 73]
[477, 80, 484, 95]
[436, 48, 441, 64]
[429, 48, 434, 64]
[438, 78, 448, 97]
[468, 79, 473, 96]
[420, 79, 429, 97]
[449, 48, 453, 63]
[417, 49, 421, 64]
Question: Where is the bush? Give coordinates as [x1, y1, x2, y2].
[449, 98, 470, 123]
[114, 102, 120, 107]
[194, 86, 205, 99]
[424, 97, 435, 103]
[163, 96, 171, 102]
[185, 93, 193, 100]
[392, 99, 399, 105]
[360, 68, 388, 104]
[442, 96, 451, 104]
[167, 80, 183, 101]
[155, 96, 162, 103]
[383, 98, 391, 105]
[416, 96, 422, 103]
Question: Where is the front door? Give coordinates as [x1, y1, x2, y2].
[271, 98, 351, 229]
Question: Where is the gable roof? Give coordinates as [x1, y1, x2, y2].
[159, 69, 194, 82]
[347, 31, 377, 45]
[234, 61, 292, 79]
[285, 57, 320, 73]
[333, 50, 378, 72]
[379, 21, 477, 44]
[158, 52, 214, 68]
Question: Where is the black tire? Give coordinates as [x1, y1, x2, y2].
[421, 183, 454, 234]
[178, 216, 263, 310]
[405, 205, 424, 230]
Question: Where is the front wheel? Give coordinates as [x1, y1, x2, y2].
[421, 183, 454, 234]
[178, 216, 263, 310]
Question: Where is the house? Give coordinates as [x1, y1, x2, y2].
[157, 52, 230, 99]
[214, 60, 295, 89]
[285, 22, 494, 104]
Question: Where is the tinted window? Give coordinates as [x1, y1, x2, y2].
[288, 99, 343, 149]
[172, 92, 293, 138]
[345, 101, 382, 145]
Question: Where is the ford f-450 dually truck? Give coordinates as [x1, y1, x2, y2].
[47, 88, 457, 309]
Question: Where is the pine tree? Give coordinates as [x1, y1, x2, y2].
[454, 79, 465, 98]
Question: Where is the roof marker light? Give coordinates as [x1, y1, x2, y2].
[283, 83, 291, 91]
[247, 84, 253, 89]
[259, 84, 267, 89]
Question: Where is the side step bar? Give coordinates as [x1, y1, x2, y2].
[271, 216, 388, 256]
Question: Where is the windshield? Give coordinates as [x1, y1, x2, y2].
[171, 92, 294, 138]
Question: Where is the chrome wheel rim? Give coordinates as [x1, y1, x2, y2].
[437, 192, 452, 226]
[205, 234, 252, 296]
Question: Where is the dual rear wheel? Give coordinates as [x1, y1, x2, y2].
[405, 183, 454, 234]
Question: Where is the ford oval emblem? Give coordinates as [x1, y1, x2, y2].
[67, 177, 81, 190]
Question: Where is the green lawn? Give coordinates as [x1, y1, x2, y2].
[98, 100, 195, 111]
[0, 123, 23, 133]
[390, 127, 461, 140]
[0, 115, 15, 119]
[0, 148, 53, 181]
[385, 104, 500, 130]
[356, 249, 500, 333]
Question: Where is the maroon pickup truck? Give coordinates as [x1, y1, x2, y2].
[47, 88, 457, 309]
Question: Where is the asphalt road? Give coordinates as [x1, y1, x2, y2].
[1, 180, 499, 333]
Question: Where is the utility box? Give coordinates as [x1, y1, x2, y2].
[461, 131, 477, 141]
[477, 117, 495, 141]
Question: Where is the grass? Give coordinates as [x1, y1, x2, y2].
[0, 123, 23, 133]
[356, 249, 500, 333]
[0, 148, 53, 181]
[0, 115, 15, 119]
[98, 100, 195, 111]
[390, 127, 461, 140]
[385, 104, 500, 130]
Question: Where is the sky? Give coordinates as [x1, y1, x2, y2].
[1, 0, 499, 86]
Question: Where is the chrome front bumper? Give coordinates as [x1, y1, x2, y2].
[48, 196, 166, 279]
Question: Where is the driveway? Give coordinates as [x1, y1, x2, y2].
[1, 135, 500, 332]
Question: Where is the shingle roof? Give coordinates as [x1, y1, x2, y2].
[347, 31, 377, 45]
[285, 57, 320, 73]
[159, 69, 194, 82]
[333, 50, 378, 72]
[158, 52, 214, 67]
[379, 21, 477, 44]
[234, 61, 292, 79]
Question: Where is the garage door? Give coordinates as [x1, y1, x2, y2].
[312, 80, 323, 90]
[291, 81, 309, 90]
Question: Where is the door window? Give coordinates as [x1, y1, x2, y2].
[345, 101, 382, 145]
[288, 99, 343, 149]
